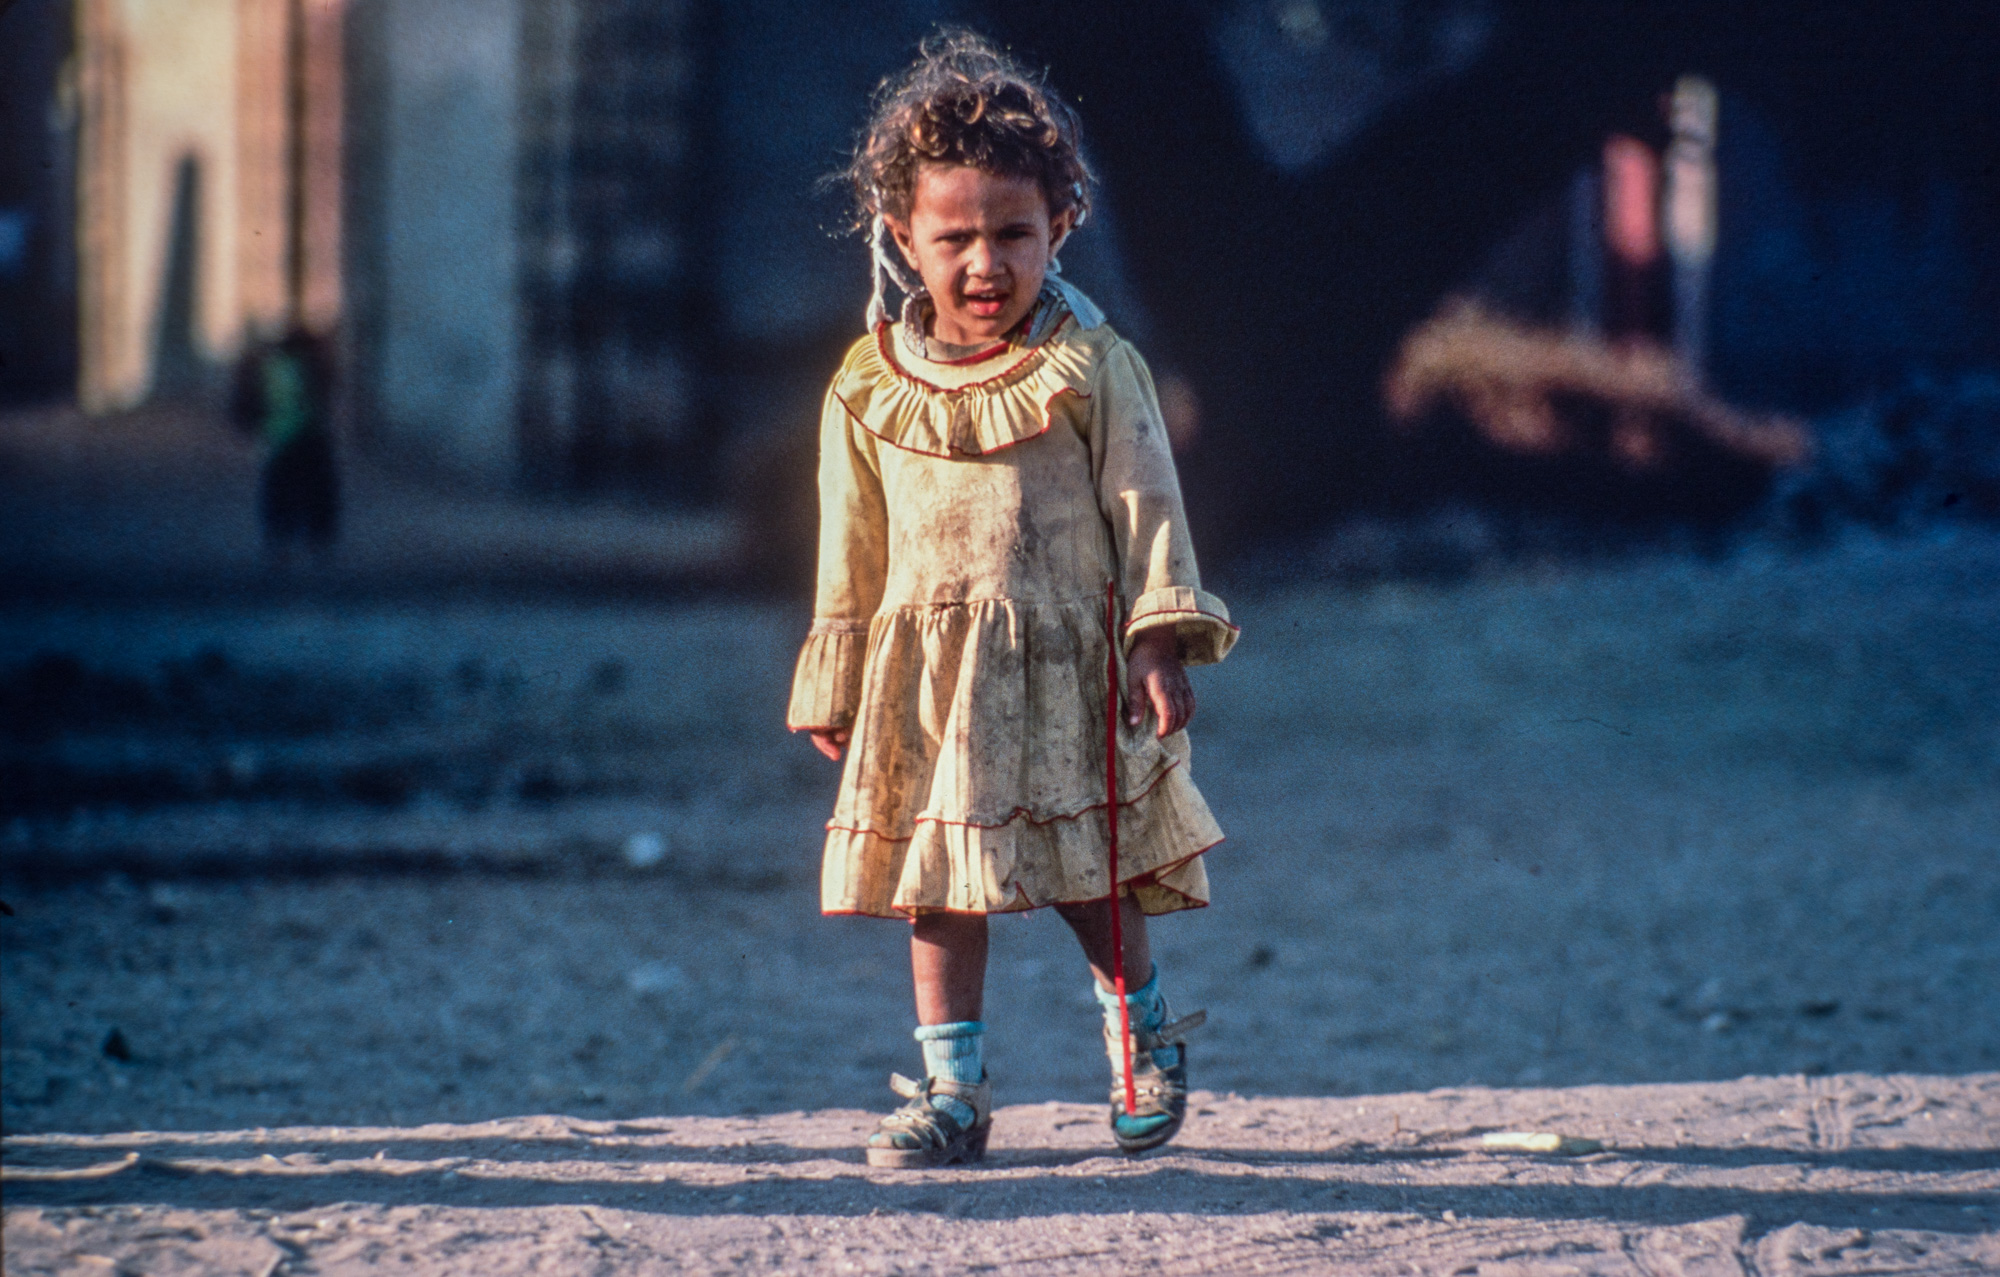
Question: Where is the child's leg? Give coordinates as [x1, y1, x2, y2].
[910, 911, 988, 1023]
[1055, 896, 1196, 1152]
[864, 911, 993, 1168]
[910, 912, 988, 1113]
[1052, 896, 1150, 993]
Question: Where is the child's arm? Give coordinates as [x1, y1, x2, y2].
[1091, 341, 1239, 735]
[788, 380, 889, 761]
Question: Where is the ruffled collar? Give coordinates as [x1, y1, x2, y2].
[834, 297, 1107, 458]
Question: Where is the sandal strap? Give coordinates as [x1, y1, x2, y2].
[1114, 1009, 1206, 1054]
[1103, 1010, 1200, 1117]
[1145, 1010, 1205, 1048]
[1107, 1067, 1189, 1111]
[1107, 1049, 1191, 1112]
[878, 1106, 961, 1141]
[883, 1072, 992, 1126]
[1131, 1067, 1186, 1100]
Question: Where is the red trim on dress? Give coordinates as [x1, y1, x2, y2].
[1124, 606, 1243, 636]
[920, 300, 1052, 367]
[823, 758, 1183, 842]
[873, 313, 1074, 393]
[929, 341, 1014, 366]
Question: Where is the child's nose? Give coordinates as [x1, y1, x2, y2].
[966, 237, 1000, 275]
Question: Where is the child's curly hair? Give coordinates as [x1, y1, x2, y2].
[846, 31, 1093, 228]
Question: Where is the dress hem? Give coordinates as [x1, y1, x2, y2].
[820, 837, 1222, 920]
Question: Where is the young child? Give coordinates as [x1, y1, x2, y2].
[787, 33, 1238, 1167]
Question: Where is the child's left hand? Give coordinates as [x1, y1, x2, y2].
[1126, 628, 1194, 737]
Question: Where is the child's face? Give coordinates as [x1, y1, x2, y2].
[887, 164, 1073, 348]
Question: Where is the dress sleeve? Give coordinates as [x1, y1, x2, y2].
[1090, 341, 1239, 666]
[787, 383, 888, 730]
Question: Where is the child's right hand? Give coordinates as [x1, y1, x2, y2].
[1126, 628, 1195, 738]
[809, 728, 850, 761]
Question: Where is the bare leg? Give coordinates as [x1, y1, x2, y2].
[1054, 895, 1152, 993]
[911, 912, 988, 1024]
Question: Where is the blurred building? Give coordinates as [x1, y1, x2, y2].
[65, 0, 342, 413]
[9, 0, 1993, 537]
[11, 0, 1133, 504]
[29, 0, 977, 499]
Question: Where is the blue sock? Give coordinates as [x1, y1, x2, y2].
[1096, 967, 1180, 1136]
[1095, 966, 1179, 1068]
[913, 1021, 983, 1128]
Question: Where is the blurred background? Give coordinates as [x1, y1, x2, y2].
[4, 0, 1997, 575]
[1, 1, 1996, 1133]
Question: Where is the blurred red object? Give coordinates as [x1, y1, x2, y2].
[1603, 135, 1661, 267]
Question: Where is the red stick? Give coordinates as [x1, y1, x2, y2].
[1105, 582, 1137, 1117]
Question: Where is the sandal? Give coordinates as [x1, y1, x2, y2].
[1104, 1009, 1205, 1154]
[864, 1072, 992, 1169]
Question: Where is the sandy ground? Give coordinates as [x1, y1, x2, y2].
[4, 532, 1998, 1272]
[6, 1076, 1997, 1275]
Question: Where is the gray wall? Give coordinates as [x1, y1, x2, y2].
[347, 0, 523, 484]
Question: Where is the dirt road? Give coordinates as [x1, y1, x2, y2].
[4, 532, 1997, 1271]
[6, 1075, 1996, 1274]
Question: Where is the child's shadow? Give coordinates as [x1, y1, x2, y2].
[5, 1136, 1992, 1237]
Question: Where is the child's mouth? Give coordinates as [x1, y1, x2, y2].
[964, 289, 1009, 318]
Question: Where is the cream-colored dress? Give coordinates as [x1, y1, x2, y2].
[787, 304, 1238, 917]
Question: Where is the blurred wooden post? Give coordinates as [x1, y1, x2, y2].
[295, 0, 344, 334]
[74, 0, 129, 412]
[1663, 76, 1718, 382]
[284, 0, 308, 326]
[237, 0, 291, 344]
[242, 0, 343, 339]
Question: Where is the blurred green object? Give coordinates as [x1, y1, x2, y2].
[260, 350, 310, 451]
[232, 328, 339, 556]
